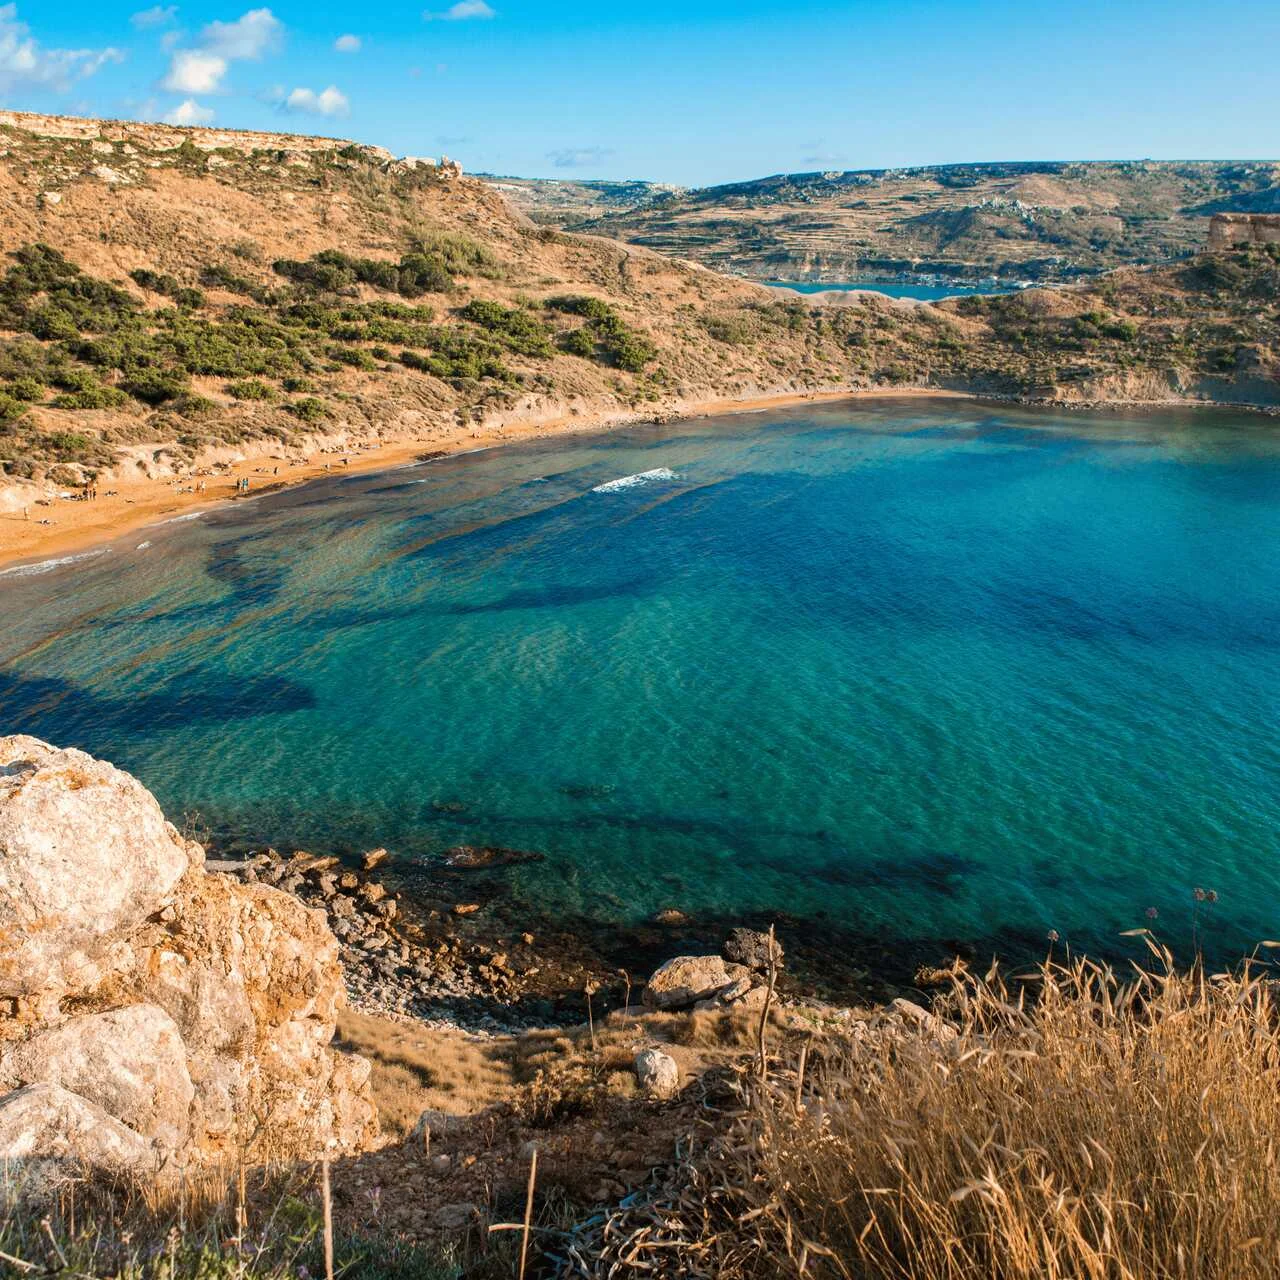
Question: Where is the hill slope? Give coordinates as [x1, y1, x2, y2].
[487, 160, 1280, 284]
[0, 112, 1277, 530]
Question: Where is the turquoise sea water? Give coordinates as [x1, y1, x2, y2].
[3, 399, 1280, 966]
[763, 280, 1021, 301]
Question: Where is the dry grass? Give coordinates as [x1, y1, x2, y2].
[337, 1004, 777, 1143]
[336, 1009, 517, 1138]
[573, 951, 1280, 1279]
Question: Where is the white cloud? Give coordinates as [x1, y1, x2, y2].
[160, 8, 280, 99]
[162, 48, 226, 93]
[0, 4, 123, 92]
[333, 33, 360, 53]
[163, 97, 214, 125]
[547, 146, 614, 170]
[285, 84, 349, 117]
[131, 5, 178, 29]
[423, 1, 495, 20]
[200, 7, 281, 59]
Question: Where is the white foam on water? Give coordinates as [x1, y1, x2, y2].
[135, 541, 152, 550]
[156, 511, 204, 525]
[591, 467, 679, 494]
[0, 549, 107, 579]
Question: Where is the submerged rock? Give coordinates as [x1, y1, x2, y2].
[443, 845, 544, 869]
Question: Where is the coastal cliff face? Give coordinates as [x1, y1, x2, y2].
[0, 736, 376, 1194]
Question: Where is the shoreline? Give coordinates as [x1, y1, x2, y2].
[0, 385, 969, 574]
[3, 382, 1272, 575]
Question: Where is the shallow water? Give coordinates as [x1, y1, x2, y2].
[4, 399, 1279, 963]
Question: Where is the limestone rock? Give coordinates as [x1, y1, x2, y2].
[890, 997, 958, 1044]
[0, 1083, 156, 1200]
[0, 737, 190, 1002]
[0, 735, 377, 1175]
[0, 1006, 193, 1150]
[643, 956, 732, 1009]
[634, 1049, 679, 1100]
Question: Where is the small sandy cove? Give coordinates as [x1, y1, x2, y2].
[0, 387, 967, 573]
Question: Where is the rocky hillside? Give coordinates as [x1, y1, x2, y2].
[492, 160, 1280, 284]
[0, 109, 882, 498]
[0, 112, 1278, 504]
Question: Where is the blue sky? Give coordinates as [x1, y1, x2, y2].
[3, 0, 1278, 186]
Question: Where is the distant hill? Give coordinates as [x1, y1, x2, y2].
[0, 112, 1277, 503]
[483, 160, 1280, 284]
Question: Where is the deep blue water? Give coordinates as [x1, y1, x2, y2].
[3, 399, 1279, 964]
[763, 279, 1021, 301]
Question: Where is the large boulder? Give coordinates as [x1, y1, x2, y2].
[0, 737, 193, 1005]
[0, 1083, 156, 1202]
[0, 1006, 193, 1150]
[643, 955, 734, 1010]
[0, 736, 376, 1179]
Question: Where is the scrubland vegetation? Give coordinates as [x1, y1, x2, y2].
[7, 950, 1280, 1278]
[0, 239, 675, 480]
[1, 109, 1278, 491]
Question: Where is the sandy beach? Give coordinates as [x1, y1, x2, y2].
[0, 386, 969, 573]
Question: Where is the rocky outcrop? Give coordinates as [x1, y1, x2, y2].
[0, 736, 191, 1010]
[0, 737, 376, 1193]
[1208, 213, 1280, 249]
[723, 927, 783, 973]
[0, 1084, 158, 1198]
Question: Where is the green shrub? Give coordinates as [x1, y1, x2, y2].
[547, 295, 615, 320]
[286, 396, 328, 422]
[46, 429, 94, 457]
[544, 296, 656, 370]
[1101, 319, 1138, 341]
[122, 367, 190, 405]
[172, 393, 218, 418]
[273, 249, 459, 299]
[0, 392, 26, 423]
[201, 263, 274, 303]
[460, 300, 553, 356]
[6, 376, 45, 402]
[560, 327, 597, 358]
[702, 314, 755, 344]
[130, 269, 204, 307]
[51, 386, 130, 411]
[48, 365, 99, 392]
[282, 375, 315, 393]
[330, 346, 378, 370]
[226, 378, 275, 401]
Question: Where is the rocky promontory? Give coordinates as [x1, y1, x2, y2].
[0, 736, 376, 1197]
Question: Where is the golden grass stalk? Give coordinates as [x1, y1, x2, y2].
[575, 950, 1280, 1279]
